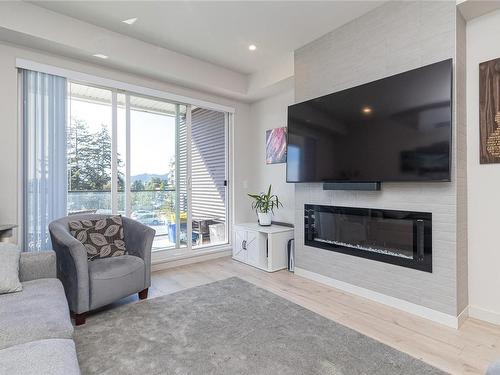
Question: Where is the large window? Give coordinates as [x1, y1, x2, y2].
[67, 82, 229, 252]
[67, 83, 113, 215]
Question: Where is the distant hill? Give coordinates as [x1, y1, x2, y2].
[131, 173, 169, 183]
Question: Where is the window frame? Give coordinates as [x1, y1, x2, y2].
[17, 59, 234, 259]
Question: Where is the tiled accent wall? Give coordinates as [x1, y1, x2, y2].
[293, 1, 466, 316]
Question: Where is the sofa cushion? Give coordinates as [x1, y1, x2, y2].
[0, 339, 80, 375]
[89, 255, 145, 310]
[0, 243, 22, 294]
[487, 361, 500, 375]
[19, 250, 57, 282]
[69, 215, 127, 261]
[0, 278, 73, 350]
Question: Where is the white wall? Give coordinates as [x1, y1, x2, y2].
[0, 42, 255, 242]
[248, 89, 295, 225]
[466, 9, 500, 324]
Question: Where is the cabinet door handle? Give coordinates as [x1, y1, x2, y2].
[242, 240, 247, 250]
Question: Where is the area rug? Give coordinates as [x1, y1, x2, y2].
[74, 277, 447, 375]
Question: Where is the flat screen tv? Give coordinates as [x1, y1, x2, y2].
[287, 59, 452, 183]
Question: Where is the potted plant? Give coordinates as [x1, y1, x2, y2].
[247, 185, 282, 226]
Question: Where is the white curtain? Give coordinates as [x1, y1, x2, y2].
[22, 69, 67, 251]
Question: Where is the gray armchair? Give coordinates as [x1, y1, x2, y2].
[49, 214, 155, 325]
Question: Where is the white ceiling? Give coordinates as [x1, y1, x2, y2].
[32, 1, 383, 75]
[457, 0, 500, 21]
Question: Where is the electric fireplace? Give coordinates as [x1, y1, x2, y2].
[304, 205, 432, 272]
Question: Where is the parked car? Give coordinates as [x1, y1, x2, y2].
[131, 210, 149, 218]
[131, 210, 163, 226]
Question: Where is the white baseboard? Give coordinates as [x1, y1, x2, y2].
[294, 267, 461, 329]
[151, 250, 231, 272]
[468, 305, 500, 326]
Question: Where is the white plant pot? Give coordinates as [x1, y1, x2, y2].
[257, 212, 272, 226]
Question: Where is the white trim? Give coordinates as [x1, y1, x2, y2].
[125, 94, 131, 216]
[457, 306, 469, 327]
[151, 247, 231, 272]
[227, 113, 234, 249]
[174, 104, 181, 249]
[17, 70, 24, 246]
[224, 113, 230, 245]
[153, 242, 231, 262]
[469, 305, 500, 326]
[16, 58, 235, 114]
[186, 105, 193, 250]
[111, 90, 118, 214]
[294, 267, 461, 329]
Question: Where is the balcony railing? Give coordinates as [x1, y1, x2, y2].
[67, 189, 225, 250]
[68, 189, 178, 214]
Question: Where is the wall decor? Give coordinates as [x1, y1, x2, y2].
[479, 57, 500, 163]
[266, 127, 287, 164]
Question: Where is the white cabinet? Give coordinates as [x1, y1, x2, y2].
[232, 223, 294, 272]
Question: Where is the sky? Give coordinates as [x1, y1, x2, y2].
[70, 98, 176, 176]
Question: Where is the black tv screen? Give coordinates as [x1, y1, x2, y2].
[287, 59, 452, 183]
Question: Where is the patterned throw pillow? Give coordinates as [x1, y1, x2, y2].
[69, 216, 127, 261]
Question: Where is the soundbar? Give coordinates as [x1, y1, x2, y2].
[323, 182, 381, 191]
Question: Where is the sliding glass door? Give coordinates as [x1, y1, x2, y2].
[128, 96, 187, 250]
[66, 82, 228, 253]
[191, 108, 228, 248]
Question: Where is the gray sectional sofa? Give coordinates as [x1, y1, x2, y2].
[0, 251, 80, 375]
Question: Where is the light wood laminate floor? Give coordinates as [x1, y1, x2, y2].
[144, 257, 500, 374]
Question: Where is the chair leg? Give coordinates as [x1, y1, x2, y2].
[138, 288, 149, 300]
[73, 313, 87, 326]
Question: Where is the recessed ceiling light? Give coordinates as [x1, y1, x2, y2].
[248, 44, 257, 51]
[362, 106, 372, 114]
[122, 17, 138, 25]
[93, 54, 108, 59]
